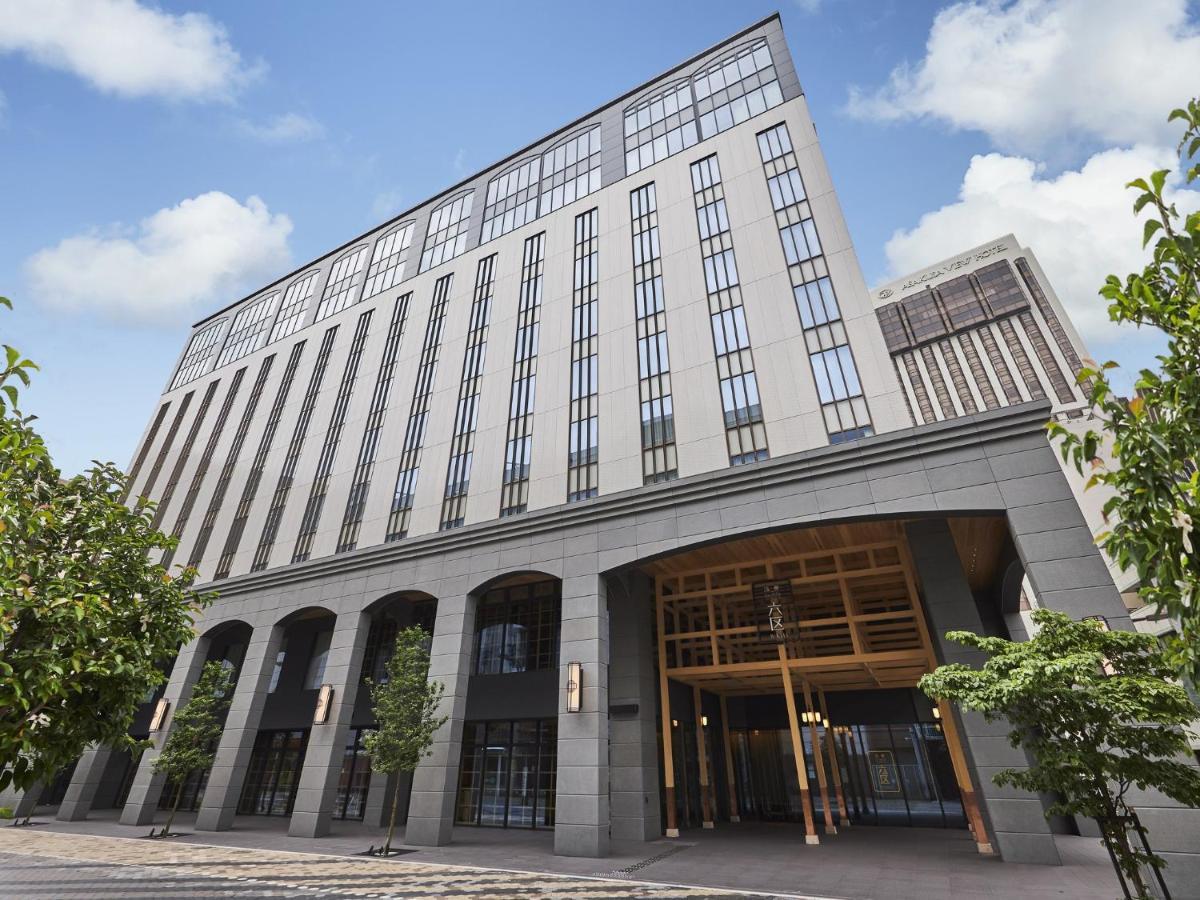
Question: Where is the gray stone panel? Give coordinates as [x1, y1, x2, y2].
[56, 746, 116, 822]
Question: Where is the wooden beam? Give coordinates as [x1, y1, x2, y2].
[779, 645, 818, 845]
[818, 688, 849, 827]
[802, 678, 836, 835]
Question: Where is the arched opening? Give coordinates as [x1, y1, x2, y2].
[454, 572, 562, 831]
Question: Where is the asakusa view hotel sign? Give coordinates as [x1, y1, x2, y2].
[874, 237, 1013, 303]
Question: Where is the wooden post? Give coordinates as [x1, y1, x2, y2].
[898, 541, 995, 856]
[801, 679, 836, 835]
[718, 694, 740, 823]
[817, 689, 849, 827]
[655, 580, 680, 838]
[693, 685, 714, 829]
[779, 646, 818, 845]
[937, 699, 993, 855]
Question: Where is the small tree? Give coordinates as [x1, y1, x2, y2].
[363, 626, 446, 855]
[920, 609, 1200, 899]
[0, 298, 213, 793]
[150, 660, 234, 837]
[1049, 99, 1200, 689]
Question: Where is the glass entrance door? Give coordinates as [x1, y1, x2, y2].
[237, 729, 309, 816]
[455, 718, 557, 828]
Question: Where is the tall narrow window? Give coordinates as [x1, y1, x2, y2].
[420, 193, 473, 272]
[567, 209, 599, 501]
[150, 379, 221, 529]
[270, 271, 320, 342]
[292, 310, 374, 562]
[123, 401, 171, 503]
[337, 293, 413, 553]
[694, 40, 782, 140]
[188, 354, 276, 569]
[215, 341, 306, 579]
[441, 256, 497, 530]
[539, 126, 601, 216]
[316, 245, 370, 321]
[363, 223, 414, 299]
[217, 292, 279, 368]
[482, 158, 540, 244]
[499, 233, 546, 517]
[623, 80, 697, 176]
[161, 368, 247, 568]
[171, 320, 226, 390]
[136, 392, 194, 502]
[630, 183, 678, 483]
[251, 327, 339, 572]
[386, 274, 454, 541]
[757, 123, 872, 443]
[690, 154, 769, 466]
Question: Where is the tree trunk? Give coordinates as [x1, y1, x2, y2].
[162, 778, 184, 837]
[384, 773, 402, 854]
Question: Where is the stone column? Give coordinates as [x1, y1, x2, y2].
[607, 572, 661, 842]
[555, 573, 610, 858]
[120, 638, 210, 826]
[288, 609, 371, 838]
[57, 746, 117, 821]
[194, 624, 284, 831]
[405, 592, 475, 847]
[9, 783, 43, 820]
[905, 518, 1061, 866]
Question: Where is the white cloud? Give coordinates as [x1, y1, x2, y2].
[846, 0, 1200, 155]
[26, 192, 293, 326]
[793, 0, 822, 13]
[237, 112, 324, 143]
[881, 145, 1200, 346]
[0, 0, 258, 102]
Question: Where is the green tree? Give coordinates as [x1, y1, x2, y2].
[0, 298, 213, 795]
[1049, 99, 1200, 688]
[150, 660, 234, 836]
[363, 626, 446, 855]
[920, 609, 1200, 899]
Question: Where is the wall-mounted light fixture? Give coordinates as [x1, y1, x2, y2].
[701, 715, 709, 727]
[149, 698, 170, 732]
[672, 719, 680, 728]
[314, 684, 334, 724]
[822, 718, 830, 729]
[566, 661, 583, 713]
[931, 707, 941, 720]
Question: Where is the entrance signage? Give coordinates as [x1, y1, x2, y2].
[868, 749, 901, 794]
[754, 580, 795, 644]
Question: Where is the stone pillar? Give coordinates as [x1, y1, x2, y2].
[905, 518, 1061, 866]
[57, 746, 117, 821]
[555, 573, 610, 858]
[363, 770, 391, 829]
[288, 609, 371, 837]
[120, 638, 210, 826]
[194, 624, 284, 832]
[405, 592, 475, 847]
[608, 572, 662, 842]
[8, 783, 43, 820]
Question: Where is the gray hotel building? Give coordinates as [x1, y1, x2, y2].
[24, 12, 1200, 888]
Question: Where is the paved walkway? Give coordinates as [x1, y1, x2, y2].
[2, 808, 1124, 899]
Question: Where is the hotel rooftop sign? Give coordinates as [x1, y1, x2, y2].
[872, 234, 1018, 305]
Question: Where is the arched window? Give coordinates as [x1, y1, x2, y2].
[216, 291, 279, 368]
[316, 245, 369, 320]
[420, 191, 474, 272]
[693, 39, 781, 140]
[623, 78, 696, 176]
[269, 270, 320, 342]
[362, 221, 414, 299]
[539, 125, 601, 216]
[482, 157, 540, 243]
[170, 318, 227, 390]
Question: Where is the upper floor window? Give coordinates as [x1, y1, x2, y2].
[217, 292, 279, 368]
[316, 245, 369, 321]
[539, 126, 601, 216]
[363, 222, 415, 299]
[474, 579, 561, 675]
[420, 191, 474, 272]
[694, 39, 782, 140]
[482, 158, 540, 243]
[624, 79, 697, 176]
[171, 319, 227, 390]
[270, 270, 320, 342]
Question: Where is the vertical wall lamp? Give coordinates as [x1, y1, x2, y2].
[149, 698, 170, 732]
[314, 684, 334, 724]
[566, 661, 583, 713]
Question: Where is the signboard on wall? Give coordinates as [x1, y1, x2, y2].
[868, 749, 901, 794]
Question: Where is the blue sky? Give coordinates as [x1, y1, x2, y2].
[1, 0, 1197, 475]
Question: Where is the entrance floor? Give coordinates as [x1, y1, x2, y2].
[21, 809, 1119, 899]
